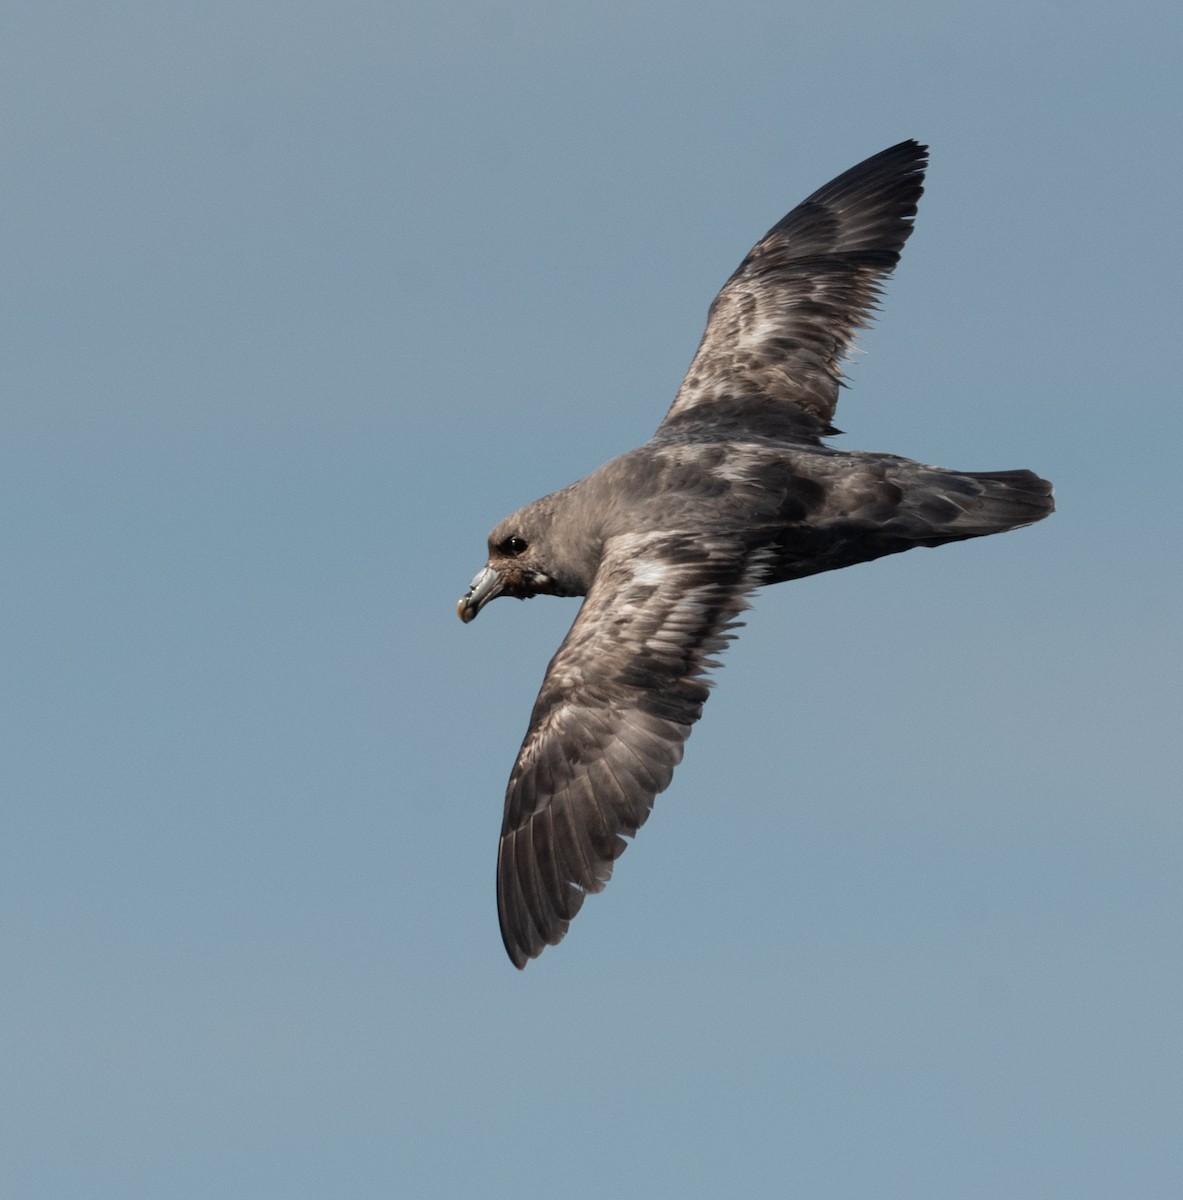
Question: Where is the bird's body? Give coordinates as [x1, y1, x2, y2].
[508, 439, 1050, 590]
[459, 140, 1053, 968]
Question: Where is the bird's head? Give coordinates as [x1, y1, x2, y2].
[457, 501, 582, 623]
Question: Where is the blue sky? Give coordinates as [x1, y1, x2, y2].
[2, 2, 1179, 1197]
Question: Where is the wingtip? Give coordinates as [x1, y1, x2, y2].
[884, 137, 929, 163]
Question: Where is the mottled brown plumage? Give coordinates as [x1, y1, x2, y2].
[458, 140, 1054, 968]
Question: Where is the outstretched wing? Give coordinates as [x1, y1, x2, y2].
[659, 139, 927, 439]
[497, 529, 767, 968]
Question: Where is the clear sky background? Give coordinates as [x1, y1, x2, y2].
[3, 2, 1179, 1197]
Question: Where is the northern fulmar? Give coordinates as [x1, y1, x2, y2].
[458, 140, 1053, 969]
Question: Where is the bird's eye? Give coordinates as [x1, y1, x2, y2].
[498, 536, 528, 556]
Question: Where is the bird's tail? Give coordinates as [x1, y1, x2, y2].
[763, 465, 1053, 585]
[927, 468, 1055, 538]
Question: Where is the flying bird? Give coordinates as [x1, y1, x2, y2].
[458, 140, 1053, 969]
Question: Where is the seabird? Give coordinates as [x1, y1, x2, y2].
[458, 140, 1053, 968]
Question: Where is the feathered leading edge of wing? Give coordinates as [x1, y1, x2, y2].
[496, 529, 769, 968]
[659, 139, 927, 441]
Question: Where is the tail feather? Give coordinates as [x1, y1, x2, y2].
[764, 464, 1053, 584]
[930, 468, 1055, 537]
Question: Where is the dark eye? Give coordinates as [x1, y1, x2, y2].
[498, 535, 528, 556]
